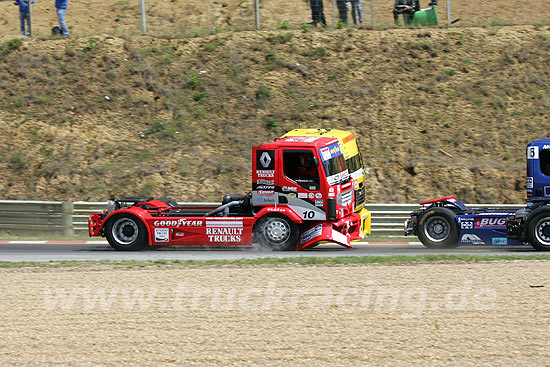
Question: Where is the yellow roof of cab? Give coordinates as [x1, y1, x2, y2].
[281, 129, 358, 159]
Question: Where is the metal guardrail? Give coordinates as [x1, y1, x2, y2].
[0, 200, 526, 237]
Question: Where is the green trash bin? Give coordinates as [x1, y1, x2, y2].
[411, 5, 439, 26]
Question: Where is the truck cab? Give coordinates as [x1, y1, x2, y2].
[526, 138, 550, 201]
[279, 129, 371, 237]
[252, 136, 355, 223]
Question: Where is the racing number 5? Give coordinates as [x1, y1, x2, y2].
[528, 146, 539, 160]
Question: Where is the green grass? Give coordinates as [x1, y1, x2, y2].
[1, 254, 550, 269]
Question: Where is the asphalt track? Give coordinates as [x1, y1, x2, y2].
[0, 241, 541, 262]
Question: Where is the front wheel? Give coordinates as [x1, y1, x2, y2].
[527, 212, 550, 251]
[105, 214, 148, 251]
[417, 207, 459, 249]
[254, 215, 299, 251]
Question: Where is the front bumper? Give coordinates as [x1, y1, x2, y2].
[298, 213, 362, 250]
[358, 207, 371, 238]
[506, 216, 524, 240]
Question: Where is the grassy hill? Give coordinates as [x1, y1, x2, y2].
[0, 23, 549, 203]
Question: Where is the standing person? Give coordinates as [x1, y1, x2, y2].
[336, 0, 348, 25]
[350, 0, 363, 24]
[14, 0, 34, 36]
[308, 0, 327, 27]
[55, 0, 70, 36]
[393, 0, 420, 26]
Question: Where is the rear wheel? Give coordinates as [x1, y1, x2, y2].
[527, 212, 550, 251]
[254, 215, 299, 251]
[105, 214, 147, 251]
[417, 207, 459, 249]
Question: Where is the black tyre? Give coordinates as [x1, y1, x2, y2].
[526, 211, 550, 251]
[105, 214, 148, 251]
[417, 207, 459, 249]
[254, 215, 299, 251]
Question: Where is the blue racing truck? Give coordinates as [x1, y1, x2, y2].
[405, 139, 550, 250]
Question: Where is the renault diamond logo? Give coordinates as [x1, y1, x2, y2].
[260, 152, 272, 168]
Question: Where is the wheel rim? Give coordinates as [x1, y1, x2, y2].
[423, 216, 450, 243]
[535, 217, 550, 246]
[112, 218, 138, 245]
[263, 218, 291, 245]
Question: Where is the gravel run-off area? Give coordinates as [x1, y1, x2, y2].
[1, 260, 549, 366]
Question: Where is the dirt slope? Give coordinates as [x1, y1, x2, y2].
[0, 0, 548, 37]
[1, 261, 550, 365]
[0, 24, 549, 203]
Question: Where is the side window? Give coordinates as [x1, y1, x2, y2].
[283, 150, 320, 190]
[541, 149, 550, 176]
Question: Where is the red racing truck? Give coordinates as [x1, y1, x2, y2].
[89, 136, 362, 251]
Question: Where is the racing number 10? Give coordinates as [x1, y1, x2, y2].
[303, 211, 315, 219]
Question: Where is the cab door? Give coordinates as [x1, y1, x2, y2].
[278, 149, 327, 221]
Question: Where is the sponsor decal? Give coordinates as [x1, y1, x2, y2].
[315, 200, 324, 207]
[458, 218, 474, 230]
[206, 226, 243, 242]
[298, 193, 308, 199]
[527, 177, 534, 189]
[319, 142, 343, 162]
[256, 170, 275, 178]
[300, 224, 323, 244]
[282, 186, 297, 192]
[308, 186, 317, 191]
[328, 192, 335, 198]
[320, 147, 332, 162]
[544, 145, 550, 150]
[315, 193, 322, 199]
[255, 196, 275, 204]
[153, 219, 202, 227]
[475, 217, 506, 228]
[284, 137, 319, 143]
[259, 152, 272, 168]
[327, 170, 350, 186]
[342, 134, 355, 144]
[257, 190, 275, 196]
[492, 237, 508, 245]
[308, 193, 315, 199]
[288, 193, 297, 198]
[329, 188, 334, 193]
[256, 185, 275, 190]
[175, 232, 185, 237]
[257, 179, 275, 185]
[256, 150, 275, 170]
[267, 207, 285, 212]
[461, 234, 484, 245]
[527, 146, 539, 160]
[154, 228, 169, 242]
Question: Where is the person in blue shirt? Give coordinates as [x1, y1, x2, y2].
[13, 0, 35, 36]
[55, 0, 70, 35]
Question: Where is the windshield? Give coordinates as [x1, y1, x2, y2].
[319, 143, 349, 185]
[346, 154, 363, 174]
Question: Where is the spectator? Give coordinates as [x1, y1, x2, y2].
[55, 0, 70, 36]
[308, 0, 327, 27]
[393, 0, 420, 26]
[14, 0, 34, 37]
[336, 0, 348, 25]
[350, 0, 363, 24]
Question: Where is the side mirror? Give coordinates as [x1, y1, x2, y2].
[313, 156, 319, 167]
